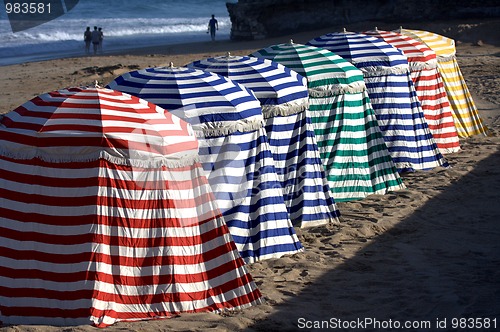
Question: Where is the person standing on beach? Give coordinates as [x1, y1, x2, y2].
[207, 14, 218, 41]
[84, 27, 91, 55]
[91, 26, 100, 55]
[98, 27, 104, 54]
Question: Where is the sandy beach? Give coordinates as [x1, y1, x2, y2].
[1, 18, 499, 332]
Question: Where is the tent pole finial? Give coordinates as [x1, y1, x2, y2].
[343, 27, 347, 33]
[169, 62, 174, 68]
[95, 80, 102, 89]
[290, 39, 294, 44]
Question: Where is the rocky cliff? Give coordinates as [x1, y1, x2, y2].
[226, 0, 500, 40]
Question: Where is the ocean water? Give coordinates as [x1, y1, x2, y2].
[0, 0, 234, 66]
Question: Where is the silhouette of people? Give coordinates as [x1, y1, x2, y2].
[91, 26, 100, 55]
[84, 26, 91, 55]
[207, 14, 218, 41]
[98, 27, 103, 54]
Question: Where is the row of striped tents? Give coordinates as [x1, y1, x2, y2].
[363, 28, 461, 154]
[307, 32, 449, 172]
[107, 67, 304, 262]
[187, 54, 340, 226]
[2, 26, 484, 327]
[251, 42, 406, 202]
[0, 87, 263, 327]
[398, 28, 488, 138]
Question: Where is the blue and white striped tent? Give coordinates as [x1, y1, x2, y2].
[308, 32, 449, 172]
[251, 42, 405, 202]
[107, 66, 303, 263]
[188, 54, 340, 227]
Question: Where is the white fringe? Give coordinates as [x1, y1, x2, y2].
[102, 152, 200, 168]
[408, 59, 438, 71]
[194, 119, 264, 138]
[308, 80, 366, 97]
[361, 64, 410, 78]
[437, 54, 456, 62]
[261, 100, 309, 119]
[0, 147, 200, 168]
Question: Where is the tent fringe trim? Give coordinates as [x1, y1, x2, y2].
[409, 60, 438, 71]
[361, 65, 409, 77]
[437, 54, 456, 62]
[261, 101, 309, 118]
[0, 148, 200, 168]
[308, 81, 366, 97]
[194, 119, 264, 137]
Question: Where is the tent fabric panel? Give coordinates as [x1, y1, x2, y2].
[308, 91, 405, 202]
[198, 129, 303, 263]
[410, 67, 461, 153]
[264, 110, 340, 227]
[364, 73, 449, 171]
[436, 59, 488, 138]
[0, 156, 262, 327]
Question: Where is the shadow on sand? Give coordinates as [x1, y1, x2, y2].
[246, 146, 500, 331]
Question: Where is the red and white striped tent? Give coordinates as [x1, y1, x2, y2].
[363, 28, 461, 154]
[0, 87, 262, 327]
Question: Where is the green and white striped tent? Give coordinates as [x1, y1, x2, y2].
[251, 42, 405, 202]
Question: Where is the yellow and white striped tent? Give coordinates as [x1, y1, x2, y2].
[398, 28, 488, 138]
